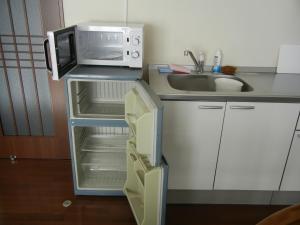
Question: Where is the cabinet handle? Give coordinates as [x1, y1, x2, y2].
[198, 105, 224, 109]
[230, 106, 255, 110]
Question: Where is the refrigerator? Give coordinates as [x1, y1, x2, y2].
[44, 25, 168, 225]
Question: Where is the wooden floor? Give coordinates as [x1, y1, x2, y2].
[0, 159, 286, 225]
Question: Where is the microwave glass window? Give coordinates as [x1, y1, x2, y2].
[78, 31, 123, 61]
[57, 31, 75, 68]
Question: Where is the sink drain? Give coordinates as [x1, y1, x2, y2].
[62, 200, 72, 208]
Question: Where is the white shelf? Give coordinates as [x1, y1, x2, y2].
[80, 152, 126, 171]
[81, 134, 128, 152]
[77, 102, 125, 118]
[78, 170, 126, 189]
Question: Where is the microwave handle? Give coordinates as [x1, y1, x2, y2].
[43, 39, 52, 72]
[69, 33, 76, 60]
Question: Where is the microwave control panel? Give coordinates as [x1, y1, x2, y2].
[126, 27, 143, 68]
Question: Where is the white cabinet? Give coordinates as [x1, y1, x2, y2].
[214, 102, 300, 190]
[280, 131, 300, 191]
[162, 101, 225, 190]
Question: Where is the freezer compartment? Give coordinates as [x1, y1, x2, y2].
[124, 142, 167, 225]
[73, 126, 129, 190]
[68, 80, 136, 119]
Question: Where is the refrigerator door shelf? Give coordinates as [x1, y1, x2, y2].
[124, 143, 167, 225]
[124, 82, 163, 167]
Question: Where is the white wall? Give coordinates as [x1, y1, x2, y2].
[63, 0, 126, 25]
[63, 0, 300, 67]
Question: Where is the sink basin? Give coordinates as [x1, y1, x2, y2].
[167, 74, 253, 92]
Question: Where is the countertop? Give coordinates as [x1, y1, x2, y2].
[148, 66, 300, 102]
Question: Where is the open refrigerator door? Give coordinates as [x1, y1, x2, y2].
[124, 81, 168, 225]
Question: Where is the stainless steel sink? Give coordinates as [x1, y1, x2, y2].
[167, 74, 253, 92]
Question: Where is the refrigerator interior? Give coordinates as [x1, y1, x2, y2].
[69, 80, 136, 119]
[73, 126, 129, 190]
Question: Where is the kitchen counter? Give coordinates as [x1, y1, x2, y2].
[148, 66, 300, 102]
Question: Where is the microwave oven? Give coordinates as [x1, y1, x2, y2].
[44, 22, 144, 80]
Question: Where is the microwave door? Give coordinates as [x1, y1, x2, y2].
[44, 26, 77, 80]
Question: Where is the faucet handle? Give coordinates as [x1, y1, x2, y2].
[199, 51, 205, 63]
[184, 49, 189, 56]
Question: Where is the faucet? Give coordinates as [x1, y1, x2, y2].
[184, 50, 205, 73]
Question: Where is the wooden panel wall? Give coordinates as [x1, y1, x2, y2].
[0, 0, 54, 136]
[0, 0, 69, 159]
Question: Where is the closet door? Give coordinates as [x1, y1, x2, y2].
[0, 0, 69, 159]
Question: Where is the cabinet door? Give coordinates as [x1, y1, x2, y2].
[280, 131, 300, 191]
[215, 102, 300, 190]
[163, 101, 225, 190]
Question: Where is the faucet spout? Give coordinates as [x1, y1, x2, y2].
[184, 50, 204, 73]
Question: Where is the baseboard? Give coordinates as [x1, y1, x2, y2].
[167, 190, 300, 205]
